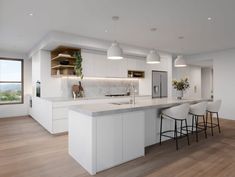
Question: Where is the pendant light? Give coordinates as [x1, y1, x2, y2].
[174, 55, 187, 67]
[107, 16, 123, 60]
[146, 50, 160, 64]
[107, 41, 123, 59]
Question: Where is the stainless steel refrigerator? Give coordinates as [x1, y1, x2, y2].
[152, 71, 168, 98]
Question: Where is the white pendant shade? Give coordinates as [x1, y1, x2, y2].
[174, 55, 187, 67]
[107, 41, 123, 60]
[146, 50, 160, 64]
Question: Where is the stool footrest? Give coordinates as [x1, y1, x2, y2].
[207, 123, 219, 128]
[161, 130, 189, 138]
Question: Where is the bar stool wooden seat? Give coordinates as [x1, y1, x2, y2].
[160, 103, 190, 150]
[206, 100, 222, 136]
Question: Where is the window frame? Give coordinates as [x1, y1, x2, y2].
[0, 57, 24, 105]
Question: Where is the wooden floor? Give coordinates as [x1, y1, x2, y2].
[0, 116, 234, 177]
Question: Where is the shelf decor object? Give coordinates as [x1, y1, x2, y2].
[146, 50, 160, 64]
[128, 70, 145, 78]
[51, 46, 81, 76]
[174, 55, 187, 67]
[172, 78, 190, 99]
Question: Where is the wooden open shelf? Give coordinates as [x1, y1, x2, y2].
[51, 46, 81, 76]
[51, 55, 76, 61]
[51, 65, 75, 69]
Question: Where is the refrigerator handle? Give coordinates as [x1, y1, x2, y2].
[153, 85, 159, 94]
[160, 75, 162, 98]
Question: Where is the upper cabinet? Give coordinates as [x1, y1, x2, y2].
[82, 51, 127, 78]
[50, 47, 146, 78]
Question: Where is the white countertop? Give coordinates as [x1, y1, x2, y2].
[42, 95, 151, 102]
[69, 97, 208, 116]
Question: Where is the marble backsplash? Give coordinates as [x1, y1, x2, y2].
[60, 78, 139, 98]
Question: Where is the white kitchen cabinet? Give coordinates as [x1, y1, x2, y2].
[82, 51, 127, 78]
[96, 111, 145, 171]
[82, 51, 149, 78]
[30, 96, 138, 134]
[96, 114, 123, 171]
[127, 58, 146, 71]
[69, 110, 145, 175]
[82, 52, 107, 77]
[123, 111, 145, 162]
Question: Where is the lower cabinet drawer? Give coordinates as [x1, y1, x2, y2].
[53, 108, 68, 120]
[53, 119, 68, 134]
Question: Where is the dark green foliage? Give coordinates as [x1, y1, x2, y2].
[73, 51, 83, 79]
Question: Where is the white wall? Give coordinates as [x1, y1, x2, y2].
[0, 50, 32, 118]
[172, 64, 201, 99]
[187, 48, 235, 120]
[201, 68, 213, 99]
[213, 51, 235, 120]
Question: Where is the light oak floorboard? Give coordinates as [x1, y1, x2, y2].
[0, 116, 234, 177]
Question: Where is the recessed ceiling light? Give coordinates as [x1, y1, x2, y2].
[28, 13, 33, 16]
[150, 28, 157, 32]
[112, 16, 120, 21]
[105, 29, 108, 33]
[208, 17, 212, 21]
[178, 36, 184, 39]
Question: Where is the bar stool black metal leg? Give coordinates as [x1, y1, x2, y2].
[195, 115, 199, 142]
[175, 120, 179, 150]
[185, 119, 190, 145]
[191, 115, 194, 134]
[210, 112, 214, 136]
[202, 115, 207, 138]
[206, 112, 208, 128]
[160, 115, 163, 145]
[216, 112, 221, 133]
[180, 120, 183, 138]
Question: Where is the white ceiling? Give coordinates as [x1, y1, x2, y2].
[1, 0, 235, 55]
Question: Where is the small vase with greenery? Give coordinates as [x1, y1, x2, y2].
[73, 51, 84, 79]
[172, 78, 190, 99]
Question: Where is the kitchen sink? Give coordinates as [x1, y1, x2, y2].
[110, 101, 131, 105]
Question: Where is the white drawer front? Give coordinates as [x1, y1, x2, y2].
[53, 108, 68, 120]
[53, 119, 68, 134]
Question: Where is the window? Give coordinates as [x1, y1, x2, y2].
[0, 58, 23, 105]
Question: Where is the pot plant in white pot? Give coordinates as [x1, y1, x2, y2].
[172, 78, 190, 99]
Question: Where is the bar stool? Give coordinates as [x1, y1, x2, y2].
[206, 100, 222, 136]
[189, 102, 207, 142]
[160, 103, 190, 150]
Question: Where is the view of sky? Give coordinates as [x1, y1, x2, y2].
[0, 59, 21, 81]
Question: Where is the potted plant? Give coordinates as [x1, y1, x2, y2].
[172, 78, 190, 99]
[73, 51, 84, 79]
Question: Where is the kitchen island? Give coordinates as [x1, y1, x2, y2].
[68, 97, 206, 175]
[29, 95, 150, 134]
